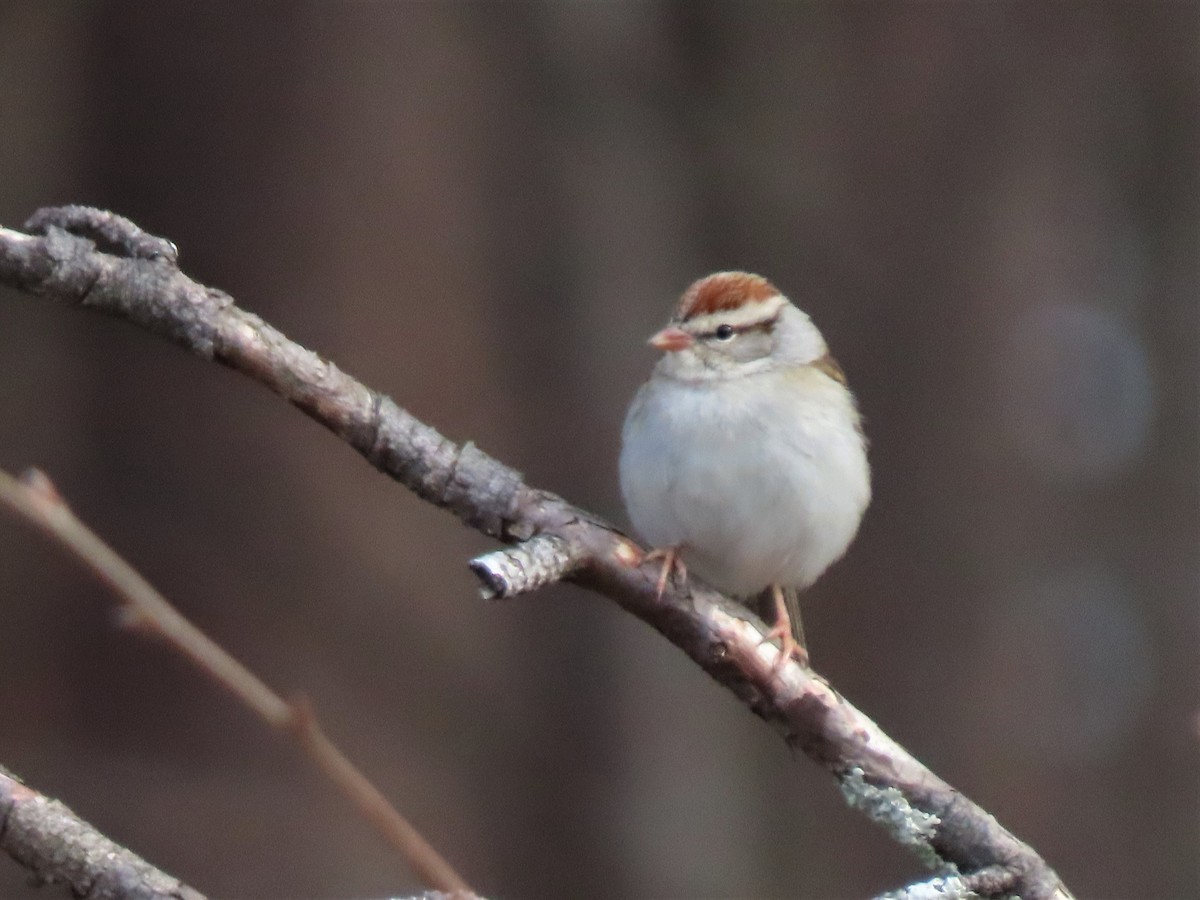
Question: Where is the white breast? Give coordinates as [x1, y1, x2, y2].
[619, 366, 870, 597]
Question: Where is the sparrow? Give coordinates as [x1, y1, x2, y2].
[619, 272, 870, 665]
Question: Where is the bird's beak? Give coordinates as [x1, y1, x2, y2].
[649, 326, 693, 353]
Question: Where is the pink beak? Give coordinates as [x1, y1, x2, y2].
[649, 326, 693, 352]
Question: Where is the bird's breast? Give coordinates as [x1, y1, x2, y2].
[619, 368, 870, 596]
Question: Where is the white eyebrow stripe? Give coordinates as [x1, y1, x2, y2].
[683, 294, 786, 332]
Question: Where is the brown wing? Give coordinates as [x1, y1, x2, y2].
[810, 352, 847, 386]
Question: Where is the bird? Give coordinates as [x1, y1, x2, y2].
[619, 271, 870, 666]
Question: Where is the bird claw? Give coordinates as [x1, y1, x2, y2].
[640, 546, 688, 600]
[763, 621, 809, 671]
[763, 585, 810, 671]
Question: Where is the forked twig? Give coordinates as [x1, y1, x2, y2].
[0, 467, 473, 897]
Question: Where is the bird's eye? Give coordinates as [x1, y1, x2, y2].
[714, 324, 735, 341]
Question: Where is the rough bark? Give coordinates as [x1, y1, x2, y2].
[0, 767, 205, 900]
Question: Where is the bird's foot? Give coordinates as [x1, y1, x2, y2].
[763, 585, 810, 671]
[640, 546, 688, 601]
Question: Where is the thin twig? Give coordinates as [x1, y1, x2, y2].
[0, 467, 473, 897]
[0, 207, 1073, 899]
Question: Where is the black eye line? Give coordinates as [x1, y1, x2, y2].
[700, 319, 774, 341]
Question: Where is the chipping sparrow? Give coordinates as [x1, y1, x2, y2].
[619, 272, 871, 665]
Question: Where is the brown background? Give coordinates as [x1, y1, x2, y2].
[0, 3, 1196, 898]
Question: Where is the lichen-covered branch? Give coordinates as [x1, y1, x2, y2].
[0, 207, 1073, 899]
[470, 534, 583, 599]
[0, 766, 205, 900]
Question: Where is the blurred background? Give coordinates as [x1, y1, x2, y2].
[0, 3, 1195, 898]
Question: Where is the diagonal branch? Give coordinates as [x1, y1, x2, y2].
[0, 207, 1073, 899]
[0, 765, 205, 900]
[0, 468, 474, 897]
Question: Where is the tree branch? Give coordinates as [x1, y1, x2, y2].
[0, 207, 1073, 899]
[0, 765, 205, 900]
[0, 468, 474, 897]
